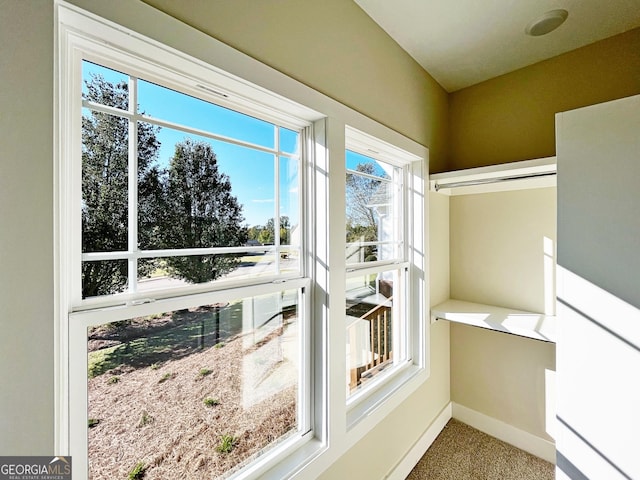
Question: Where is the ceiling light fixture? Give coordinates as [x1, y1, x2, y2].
[525, 9, 569, 36]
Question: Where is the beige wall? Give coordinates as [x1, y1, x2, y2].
[449, 28, 640, 170]
[450, 188, 556, 313]
[0, 0, 55, 454]
[142, 0, 450, 173]
[449, 187, 556, 440]
[451, 324, 555, 441]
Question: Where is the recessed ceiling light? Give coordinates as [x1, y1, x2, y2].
[525, 9, 569, 36]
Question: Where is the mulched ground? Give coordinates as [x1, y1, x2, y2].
[87, 313, 298, 479]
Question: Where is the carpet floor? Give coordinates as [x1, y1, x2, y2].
[406, 419, 555, 480]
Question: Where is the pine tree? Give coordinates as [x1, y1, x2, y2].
[160, 138, 247, 283]
[81, 74, 161, 297]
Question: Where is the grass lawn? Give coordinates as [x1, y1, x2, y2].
[88, 302, 244, 377]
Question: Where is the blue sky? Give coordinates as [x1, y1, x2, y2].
[82, 61, 298, 227]
[346, 150, 388, 179]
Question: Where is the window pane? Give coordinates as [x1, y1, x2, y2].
[138, 79, 275, 148]
[279, 156, 300, 247]
[346, 150, 390, 180]
[279, 127, 299, 155]
[82, 260, 128, 299]
[82, 61, 129, 110]
[346, 271, 397, 396]
[345, 149, 402, 265]
[140, 125, 274, 251]
[277, 247, 301, 276]
[136, 253, 282, 291]
[82, 108, 128, 253]
[345, 173, 397, 264]
[87, 289, 301, 478]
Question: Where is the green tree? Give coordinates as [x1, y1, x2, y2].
[81, 74, 161, 298]
[160, 138, 247, 283]
[246, 226, 261, 242]
[256, 216, 291, 245]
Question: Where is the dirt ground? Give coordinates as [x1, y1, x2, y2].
[87, 308, 298, 479]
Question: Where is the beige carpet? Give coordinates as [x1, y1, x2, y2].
[407, 419, 555, 480]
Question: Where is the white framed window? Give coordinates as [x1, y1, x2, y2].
[78, 59, 306, 308]
[344, 126, 426, 412]
[57, 5, 322, 479]
[56, 3, 429, 479]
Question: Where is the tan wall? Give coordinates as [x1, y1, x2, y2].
[451, 324, 555, 441]
[449, 28, 640, 170]
[142, 0, 449, 172]
[450, 188, 556, 313]
[0, 0, 55, 455]
[449, 188, 556, 440]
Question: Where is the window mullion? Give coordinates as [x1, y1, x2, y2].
[274, 130, 281, 273]
[398, 168, 405, 260]
[127, 75, 139, 294]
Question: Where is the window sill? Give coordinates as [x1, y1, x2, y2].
[431, 299, 556, 343]
[346, 362, 426, 430]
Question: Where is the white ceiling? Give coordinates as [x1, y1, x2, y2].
[355, 0, 640, 92]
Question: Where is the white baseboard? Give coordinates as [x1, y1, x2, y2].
[452, 402, 556, 464]
[386, 402, 452, 480]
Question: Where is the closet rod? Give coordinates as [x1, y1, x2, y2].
[434, 171, 556, 192]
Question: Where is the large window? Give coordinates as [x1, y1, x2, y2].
[57, 4, 428, 480]
[61, 31, 316, 479]
[344, 130, 418, 402]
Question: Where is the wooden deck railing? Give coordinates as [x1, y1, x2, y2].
[348, 299, 393, 392]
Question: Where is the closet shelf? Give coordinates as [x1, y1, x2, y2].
[431, 299, 556, 343]
[430, 157, 556, 195]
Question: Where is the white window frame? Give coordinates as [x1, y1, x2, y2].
[343, 126, 427, 425]
[79, 68, 305, 304]
[74, 59, 312, 310]
[56, 5, 322, 479]
[55, 2, 429, 479]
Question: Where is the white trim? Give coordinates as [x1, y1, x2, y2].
[71, 277, 310, 326]
[53, 2, 67, 455]
[452, 402, 556, 464]
[345, 261, 409, 278]
[346, 125, 421, 167]
[430, 157, 556, 196]
[344, 126, 426, 411]
[60, 6, 322, 130]
[431, 299, 556, 343]
[386, 403, 452, 480]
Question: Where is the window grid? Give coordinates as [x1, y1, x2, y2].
[68, 52, 314, 479]
[344, 145, 411, 399]
[345, 153, 405, 269]
[80, 65, 303, 303]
